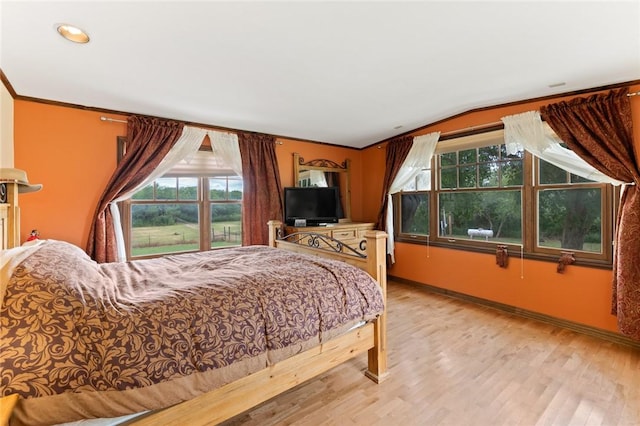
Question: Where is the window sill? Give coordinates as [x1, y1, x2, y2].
[394, 236, 613, 270]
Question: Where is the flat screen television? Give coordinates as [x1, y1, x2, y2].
[284, 186, 341, 226]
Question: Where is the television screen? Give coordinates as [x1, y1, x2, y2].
[284, 187, 340, 226]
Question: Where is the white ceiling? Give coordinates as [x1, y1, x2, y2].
[1, 1, 639, 149]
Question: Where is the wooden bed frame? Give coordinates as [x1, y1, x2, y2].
[0, 210, 387, 426]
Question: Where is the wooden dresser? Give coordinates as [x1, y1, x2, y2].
[284, 222, 375, 255]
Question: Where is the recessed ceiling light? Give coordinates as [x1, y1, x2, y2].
[56, 24, 90, 43]
[393, 125, 403, 130]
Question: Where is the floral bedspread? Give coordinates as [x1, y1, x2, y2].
[0, 240, 383, 425]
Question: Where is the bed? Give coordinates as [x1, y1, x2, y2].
[0, 213, 388, 426]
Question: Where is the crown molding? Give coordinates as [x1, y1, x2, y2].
[0, 68, 17, 98]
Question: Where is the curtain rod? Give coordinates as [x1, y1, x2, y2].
[439, 121, 504, 139]
[99, 115, 284, 144]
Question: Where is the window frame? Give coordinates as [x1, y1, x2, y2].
[122, 174, 242, 260]
[531, 158, 615, 263]
[117, 141, 243, 260]
[394, 129, 616, 268]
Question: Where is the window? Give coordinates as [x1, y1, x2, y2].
[123, 149, 242, 259]
[438, 144, 524, 245]
[398, 169, 430, 237]
[395, 131, 615, 266]
[535, 159, 607, 257]
[208, 176, 243, 249]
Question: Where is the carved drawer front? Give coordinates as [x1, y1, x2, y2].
[331, 228, 357, 240]
[356, 227, 373, 238]
[330, 228, 361, 254]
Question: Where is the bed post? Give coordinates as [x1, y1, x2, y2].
[364, 230, 389, 383]
[267, 220, 282, 247]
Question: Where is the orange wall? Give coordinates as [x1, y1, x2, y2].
[14, 101, 127, 247]
[13, 101, 365, 249]
[360, 142, 387, 223]
[362, 84, 640, 335]
[392, 244, 617, 332]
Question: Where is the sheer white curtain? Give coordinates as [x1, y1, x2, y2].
[385, 132, 440, 263]
[501, 111, 622, 185]
[207, 130, 242, 176]
[111, 125, 207, 261]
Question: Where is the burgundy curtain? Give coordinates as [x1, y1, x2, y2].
[238, 132, 284, 246]
[540, 88, 640, 339]
[375, 135, 414, 230]
[86, 116, 184, 263]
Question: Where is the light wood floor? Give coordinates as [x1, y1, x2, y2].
[221, 281, 640, 426]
